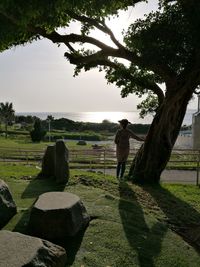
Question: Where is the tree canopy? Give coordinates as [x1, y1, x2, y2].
[1, 0, 199, 116]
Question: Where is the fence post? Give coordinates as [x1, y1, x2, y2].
[197, 150, 200, 186]
[104, 148, 106, 176]
[26, 152, 28, 165]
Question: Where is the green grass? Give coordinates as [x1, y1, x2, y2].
[1, 163, 200, 266]
[0, 136, 92, 150]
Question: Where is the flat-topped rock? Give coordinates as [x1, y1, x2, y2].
[0, 230, 67, 267]
[28, 192, 90, 239]
[34, 191, 80, 210]
[0, 180, 17, 229]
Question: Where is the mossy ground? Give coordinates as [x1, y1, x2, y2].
[2, 163, 200, 267]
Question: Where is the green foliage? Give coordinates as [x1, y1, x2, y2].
[0, 0, 136, 51]
[15, 115, 38, 124]
[124, 3, 194, 74]
[137, 93, 159, 118]
[30, 119, 46, 142]
[0, 102, 15, 138]
[46, 131, 102, 141]
[0, 102, 15, 123]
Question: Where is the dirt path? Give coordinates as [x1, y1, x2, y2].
[100, 169, 199, 185]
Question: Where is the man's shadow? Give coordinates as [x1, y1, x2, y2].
[118, 182, 167, 267]
[143, 184, 200, 251]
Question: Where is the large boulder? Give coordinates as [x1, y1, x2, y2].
[0, 230, 67, 267]
[0, 180, 17, 229]
[55, 140, 69, 184]
[28, 192, 90, 239]
[39, 145, 55, 178]
[38, 140, 69, 183]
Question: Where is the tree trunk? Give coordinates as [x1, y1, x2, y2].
[129, 86, 194, 183]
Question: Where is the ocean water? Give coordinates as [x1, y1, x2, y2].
[16, 109, 196, 125]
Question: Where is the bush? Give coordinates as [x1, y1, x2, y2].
[30, 119, 46, 142]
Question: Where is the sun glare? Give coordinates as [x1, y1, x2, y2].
[78, 111, 150, 124]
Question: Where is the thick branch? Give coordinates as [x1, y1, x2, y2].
[1, 8, 176, 83]
[66, 10, 124, 49]
[65, 51, 164, 104]
[31, 26, 121, 52]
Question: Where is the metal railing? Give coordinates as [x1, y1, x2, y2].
[0, 146, 200, 184]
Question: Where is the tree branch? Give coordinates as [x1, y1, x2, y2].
[66, 10, 124, 49]
[65, 51, 164, 104]
[1, 7, 176, 85]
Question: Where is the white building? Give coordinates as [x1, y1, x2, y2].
[192, 95, 200, 149]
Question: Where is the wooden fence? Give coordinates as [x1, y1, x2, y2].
[0, 146, 199, 184]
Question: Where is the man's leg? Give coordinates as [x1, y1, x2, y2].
[120, 162, 126, 178]
[116, 162, 121, 178]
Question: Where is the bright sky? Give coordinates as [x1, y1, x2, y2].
[0, 0, 198, 113]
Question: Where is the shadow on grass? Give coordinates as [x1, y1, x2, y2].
[118, 182, 168, 267]
[13, 209, 31, 234]
[21, 178, 66, 199]
[143, 184, 200, 250]
[53, 226, 88, 266]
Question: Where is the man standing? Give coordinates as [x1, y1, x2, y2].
[114, 119, 144, 180]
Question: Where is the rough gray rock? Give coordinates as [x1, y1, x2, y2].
[38, 140, 69, 183]
[55, 140, 69, 184]
[28, 192, 90, 239]
[0, 230, 67, 267]
[39, 145, 55, 178]
[0, 180, 17, 229]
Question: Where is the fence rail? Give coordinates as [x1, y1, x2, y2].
[0, 146, 200, 184]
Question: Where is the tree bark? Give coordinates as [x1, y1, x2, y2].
[129, 85, 194, 183]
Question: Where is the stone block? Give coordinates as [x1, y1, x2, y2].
[38, 145, 55, 178]
[55, 140, 69, 184]
[38, 140, 69, 183]
[28, 192, 90, 239]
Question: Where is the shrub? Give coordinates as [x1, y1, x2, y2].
[30, 119, 46, 142]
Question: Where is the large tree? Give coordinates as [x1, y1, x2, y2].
[1, 0, 200, 183]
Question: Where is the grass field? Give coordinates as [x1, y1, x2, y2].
[0, 136, 93, 150]
[2, 163, 200, 266]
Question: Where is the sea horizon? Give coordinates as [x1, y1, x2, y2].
[16, 109, 196, 125]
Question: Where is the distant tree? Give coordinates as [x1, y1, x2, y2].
[0, 102, 15, 138]
[30, 119, 46, 142]
[1, 1, 200, 182]
[102, 119, 111, 124]
[15, 115, 36, 124]
[46, 115, 54, 122]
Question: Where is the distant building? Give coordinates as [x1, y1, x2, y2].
[192, 95, 200, 149]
